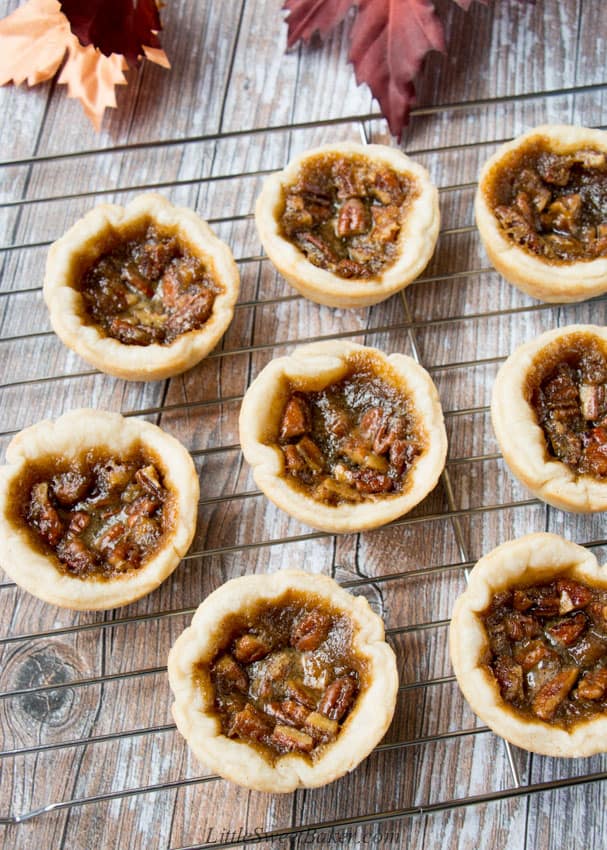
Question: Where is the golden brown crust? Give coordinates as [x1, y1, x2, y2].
[238, 340, 448, 533]
[475, 124, 607, 302]
[167, 569, 398, 792]
[449, 532, 607, 757]
[255, 142, 440, 308]
[491, 324, 607, 512]
[0, 409, 199, 610]
[43, 193, 240, 381]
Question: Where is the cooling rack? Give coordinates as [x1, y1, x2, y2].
[2, 78, 607, 849]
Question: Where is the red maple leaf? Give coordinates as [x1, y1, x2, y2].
[284, 0, 484, 138]
[59, 0, 162, 66]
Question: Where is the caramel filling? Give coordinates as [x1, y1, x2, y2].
[526, 333, 607, 477]
[486, 139, 607, 262]
[207, 591, 365, 762]
[10, 447, 173, 578]
[79, 224, 221, 345]
[482, 577, 607, 727]
[274, 359, 423, 505]
[279, 153, 416, 278]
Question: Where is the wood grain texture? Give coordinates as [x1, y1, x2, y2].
[1, 0, 607, 848]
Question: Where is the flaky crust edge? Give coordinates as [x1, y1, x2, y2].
[43, 193, 240, 381]
[449, 532, 607, 757]
[255, 142, 440, 308]
[0, 409, 199, 610]
[475, 125, 607, 303]
[238, 340, 448, 533]
[491, 324, 607, 512]
[167, 569, 399, 792]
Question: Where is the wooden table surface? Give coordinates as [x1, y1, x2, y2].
[1, 1, 606, 848]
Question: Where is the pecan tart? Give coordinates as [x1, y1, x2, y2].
[255, 142, 440, 308]
[44, 193, 240, 380]
[449, 533, 607, 756]
[492, 324, 607, 512]
[239, 340, 447, 533]
[168, 569, 398, 791]
[475, 125, 607, 302]
[0, 409, 199, 610]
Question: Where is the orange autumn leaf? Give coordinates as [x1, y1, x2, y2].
[0, 0, 170, 129]
[0, 0, 71, 86]
[57, 39, 128, 131]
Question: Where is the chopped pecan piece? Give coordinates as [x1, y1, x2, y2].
[296, 436, 325, 472]
[291, 610, 331, 651]
[212, 654, 248, 693]
[503, 612, 541, 641]
[341, 437, 389, 472]
[134, 465, 165, 499]
[532, 668, 578, 721]
[314, 476, 364, 504]
[56, 536, 97, 574]
[233, 634, 272, 664]
[556, 578, 593, 613]
[67, 511, 91, 536]
[28, 482, 64, 547]
[545, 612, 588, 647]
[580, 427, 607, 477]
[271, 724, 314, 753]
[279, 396, 311, 442]
[514, 639, 552, 672]
[228, 704, 272, 743]
[493, 657, 524, 703]
[568, 633, 607, 667]
[285, 679, 320, 709]
[336, 198, 370, 237]
[282, 444, 306, 473]
[126, 496, 160, 525]
[576, 667, 607, 700]
[128, 516, 160, 548]
[51, 471, 92, 506]
[265, 699, 309, 727]
[304, 711, 338, 742]
[318, 677, 358, 721]
[579, 383, 607, 421]
[165, 287, 214, 339]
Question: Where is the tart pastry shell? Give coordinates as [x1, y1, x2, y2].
[475, 124, 607, 303]
[44, 193, 240, 381]
[449, 532, 607, 757]
[0, 409, 199, 610]
[491, 324, 607, 512]
[167, 569, 398, 792]
[238, 340, 448, 533]
[255, 142, 440, 308]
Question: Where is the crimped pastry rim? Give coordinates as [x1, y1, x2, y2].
[449, 532, 607, 757]
[238, 340, 448, 533]
[255, 142, 440, 308]
[43, 193, 240, 381]
[491, 324, 607, 512]
[475, 124, 607, 303]
[167, 569, 399, 792]
[0, 408, 199, 610]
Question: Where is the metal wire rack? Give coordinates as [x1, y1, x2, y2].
[2, 79, 607, 848]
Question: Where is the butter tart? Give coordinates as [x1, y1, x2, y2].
[44, 193, 240, 380]
[168, 569, 398, 791]
[492, 324, 607, 512]
[239, 340, 447, 533]
[255, 142, 440, 308]
[475, 125, 607, 302]
[450, 532, 607, 757]
[0, 409, 199, 610]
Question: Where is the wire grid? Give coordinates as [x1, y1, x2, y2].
[2, 84, 607, 846]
